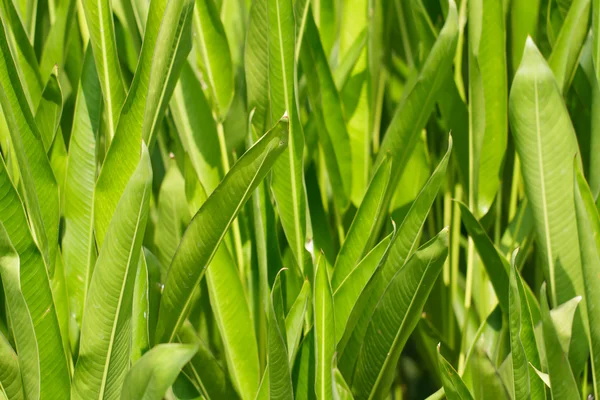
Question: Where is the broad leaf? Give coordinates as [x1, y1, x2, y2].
[121, 344, 198, 400]
[155, 117, 288, 344]
[509, 38, 587, 371]
[72, 146, 152, 399]
[350, 229, 448, 399]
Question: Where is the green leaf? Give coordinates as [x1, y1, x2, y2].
[573, 163, 600, 399]
[245, 0, 269, 136]
[192, 0, 234, 119]
[34, 67, 62, 152]
[0, 222, 37, 400]
[314, 254, 335, 400]
[155, 162, 190, 279]
[94, 0, 194, 245]
[268, 271, 294, 400]
[467, 0, 508, 216]
[458, 203, 509, 313]
[121, 343, 198, 400]
[332, 157, 391, 295]
[80, 0, 126, 139]
[338, 138, 451, 377]
[548, 0, 591, 93]
[0, 158, 70, 399]
[437, 346, 474, 400]
[333, 368, 354, 400]
[371, 0, 457, 222]
[206, 244, 261, 399]
[333, 234, 391, 342]
[300, 7, 352, 210]
[0, 0, 43, 107]
[155, 117, 288, 344]
[72, 146, 152, 399]
[510, 0, 542, 73]
[0, 331, 23, 400]
[171, 62, 223, 194]
[131, 250, 161, 363]
[509, 38, 587, 371]
[509, 254, 530, 400]
[177, 322, 239, 400]
[37, 0, 76, 80]
[285, 279, 310, 363]
[63, 46, 102, 332]
[267, 0, 307, 272]
[350, 229, 449, 399]
[0, 15, 59, 275]
[539, 284, 580, 400]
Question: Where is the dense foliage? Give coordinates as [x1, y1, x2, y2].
[0, 0, 599, 398]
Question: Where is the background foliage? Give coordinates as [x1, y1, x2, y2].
[0, 0, 599, 398]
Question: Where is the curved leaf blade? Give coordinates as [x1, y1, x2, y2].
[121, 343, 198, 400]
[155, 118, 288, 344]
[72, 146, 152, 400]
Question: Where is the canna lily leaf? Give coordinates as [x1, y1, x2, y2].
[120, 343, 198, 400]
[0, 222, 39, 400]
[0, 158, 70, 399]
[63, 46, 102, 333]
[72, 145, 153, 399]
[332, 156, 392, 295]
[438, 346, 474, 400]
[333, 234, 392, 342]
[509, 37, 588, 373]
[548, 0, 591, 93]
[80, 0, 126, 139]
[458, 202, 509, 313]
[573, 162, 600, 399]
[300, 7, 352, 210]
[155, 117, 288, 344]
[338, 137, 451, 376]
[268, 0, 308, 272]
[0, 15, 59, 275]
[467, 0, 508, 216]
[285, 279, 310, 363]
[171, 62, 223, 194]
[268, 271, 294, 400]
[94, 0, 194, 245]
[539, 284, 580, 400]
[0, 330, 23, 400]
[192, 0, 234, 119]
[314, 253, 335, 400]
[177, 321, 239, 399]
[371, 0, 457, 227]
[509, 252, 531, 400]
[349, 229, 449, 399]
[34, 67, 62, 153]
